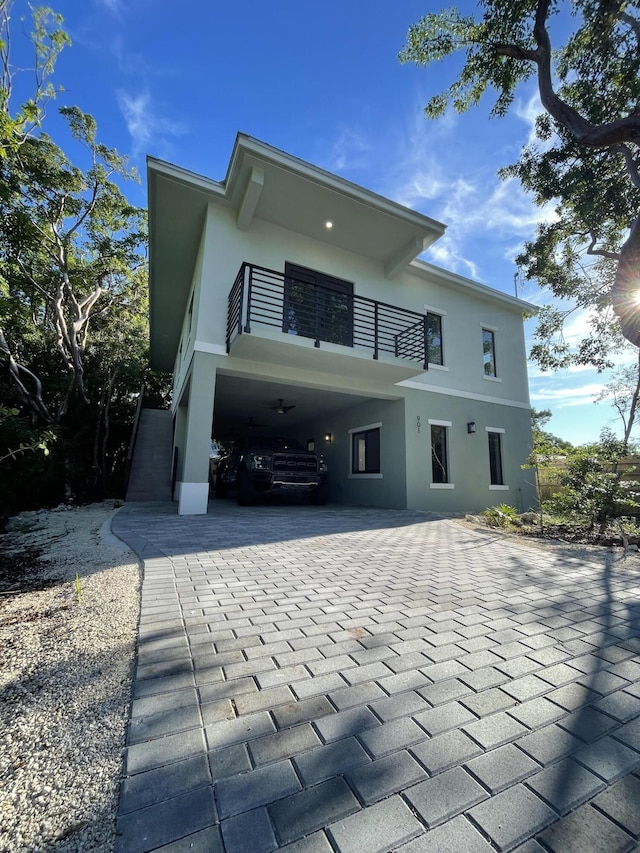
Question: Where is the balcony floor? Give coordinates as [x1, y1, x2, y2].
[228, 324, 426, 385]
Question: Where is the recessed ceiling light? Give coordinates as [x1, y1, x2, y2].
[325, 221, 333, 229]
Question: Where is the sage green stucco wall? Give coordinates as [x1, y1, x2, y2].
[298, 397, 407, 509]
[193, 205, 531, 415]
[403, 388, 536, 513]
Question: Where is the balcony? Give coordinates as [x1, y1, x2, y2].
[226, 263, 429, 384]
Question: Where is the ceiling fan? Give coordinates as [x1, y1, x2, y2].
[266, 398, 296, 415]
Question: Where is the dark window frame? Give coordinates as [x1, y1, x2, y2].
[351, 427, 381, 475]
[482, 328, 497, 377]
[488, 430, 504, 485]
[430, 423, 449, 484]
[426, 312, 444, 365]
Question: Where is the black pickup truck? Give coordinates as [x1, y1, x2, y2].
[214, 436, 329, 505]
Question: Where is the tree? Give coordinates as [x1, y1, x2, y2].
[1, 3, 146, 419]
[0, 3, 168, 511]
[547, 429, 640, 534]
[595, 352, 640, 450]
[531, 407, 574, 453]
[400, 0, 640, 363]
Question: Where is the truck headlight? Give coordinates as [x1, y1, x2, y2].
[245, 453, 270, 470]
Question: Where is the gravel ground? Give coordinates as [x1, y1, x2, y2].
[0, 502, 141, 853]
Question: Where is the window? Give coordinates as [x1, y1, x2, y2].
[283, 262, 354, 347]
[431, 424, 449, 484]
[488, 430, 504, 485]
[350, 426, 380, 474]
[187, 293, 194, 335]
[482, 328, 497, 377]
[426, 313, 443, 365]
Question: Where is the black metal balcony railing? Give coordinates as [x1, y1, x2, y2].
[226, 263, 429, 369]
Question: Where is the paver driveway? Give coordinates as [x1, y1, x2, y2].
[111, 502, 640, 853]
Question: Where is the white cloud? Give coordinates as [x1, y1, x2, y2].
[440, 175, 555, 241]
[369, 103, 557, 280]
[513, 88, 560, 156]
[117, 89, 186, 158]
[111, 37, 166, 77]
[325, 128, 372, 173]
[530, 382, 607, 407]
[514, 91, 544, 147]
[94, 0, 124, 15]
[428, 238, 480, 279]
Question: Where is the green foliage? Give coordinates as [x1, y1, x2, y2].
[400, 1, 640, 365]
[0, 5, 70, 155]
[481, 503, 519, 528]
[0, 4, 171, 512]
[0, 402, 52, 463]
[0, 407, 61, 511]
[545, 429, 640, 532]
[400, 5, 540, 120]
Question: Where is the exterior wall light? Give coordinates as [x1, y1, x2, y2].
[467, 422, 477, 434]
[324, 433, 333, 443]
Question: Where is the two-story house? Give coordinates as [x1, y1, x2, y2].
[147, 133, 536, 515]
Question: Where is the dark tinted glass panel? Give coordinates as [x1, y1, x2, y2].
[431, 425, 448, 483]
[426, 313, 443, 365]
[351, 428, 380, 474]
[284, 263, 353, 346]
[488, 431, 504, 485]
[483, 329, 496, 376]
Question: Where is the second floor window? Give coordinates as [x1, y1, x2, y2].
[482, 328, 497, 377]
[426, 313, 443, 365]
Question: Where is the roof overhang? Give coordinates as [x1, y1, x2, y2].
[409, 259, 537, 314]
[147, 134, 446, 372]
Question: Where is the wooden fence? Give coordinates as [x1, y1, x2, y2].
[536, 456, 640, 504]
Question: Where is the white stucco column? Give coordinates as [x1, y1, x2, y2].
[172, 405, 187, 502]
[177, 351, 216, 515]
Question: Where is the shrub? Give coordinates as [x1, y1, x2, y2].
[482, 503, 519, 528]
[546, 430, 640, 533]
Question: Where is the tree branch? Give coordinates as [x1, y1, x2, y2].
[586, 232, 621, 261]
[495, 0, 640, 147]
[611, 143, 640, 189]
[618, 10, 640, 51]
[0, 327, 50, 421]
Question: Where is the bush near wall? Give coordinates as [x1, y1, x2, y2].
[537, 457, 640, 506]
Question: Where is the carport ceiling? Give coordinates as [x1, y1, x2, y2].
[213, 374, 376, 439]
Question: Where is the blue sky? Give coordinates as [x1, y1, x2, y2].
[12, 0, 635, 445]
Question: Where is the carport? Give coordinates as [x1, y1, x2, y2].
[206, 372, 408, 511]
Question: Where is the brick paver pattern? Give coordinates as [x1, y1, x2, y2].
[112, 502, 640, 853]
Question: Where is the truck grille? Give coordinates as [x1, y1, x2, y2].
[272, 454, 317, 473]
